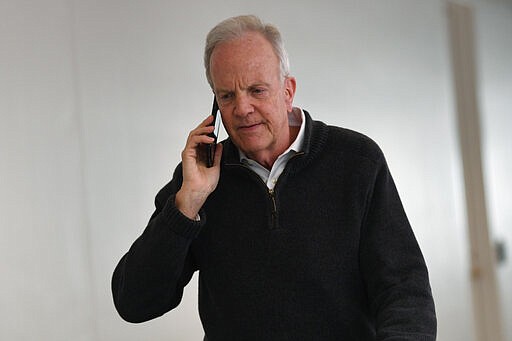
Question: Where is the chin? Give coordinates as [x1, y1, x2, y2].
[238, 142, 266, 156]
[236, 137, 267, 152]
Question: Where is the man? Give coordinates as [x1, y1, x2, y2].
[112, 15, 437, 340]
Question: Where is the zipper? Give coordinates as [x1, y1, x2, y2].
[225, 163, 280, 229]
[268, 188, 278, 229]
[225, 151, 305, 230]
[265, 152, 306, 229]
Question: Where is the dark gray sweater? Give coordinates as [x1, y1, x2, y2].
[112, 111, 437, 340]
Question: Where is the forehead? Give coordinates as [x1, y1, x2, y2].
[210, 32, 280, 87]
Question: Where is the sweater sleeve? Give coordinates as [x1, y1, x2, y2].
[111, 164, 203, 323]
[359, 153, 437, 340]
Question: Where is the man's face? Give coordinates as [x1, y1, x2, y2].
[209, 31, 296, 166]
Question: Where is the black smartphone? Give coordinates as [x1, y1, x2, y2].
[206, 97, 220, 167]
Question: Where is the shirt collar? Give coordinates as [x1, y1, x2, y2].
[288, 107, 306, 153]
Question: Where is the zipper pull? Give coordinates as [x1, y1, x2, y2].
[268, 188, 278, 229]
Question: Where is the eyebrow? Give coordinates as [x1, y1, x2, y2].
[216, 82, 272, 94]
[248, 82, 271, 89]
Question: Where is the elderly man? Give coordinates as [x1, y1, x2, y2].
[112, 15, 437, 340]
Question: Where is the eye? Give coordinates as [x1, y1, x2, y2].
[218, 92, 234, 104]
[251, 87, 267, 97]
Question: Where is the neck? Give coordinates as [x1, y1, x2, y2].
[244, 125, 300, 170]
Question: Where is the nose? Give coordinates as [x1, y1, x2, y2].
[233, 93, 254, 117]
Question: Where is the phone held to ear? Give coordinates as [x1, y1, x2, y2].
[206, 97, 220, 167]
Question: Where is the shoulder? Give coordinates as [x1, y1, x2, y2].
[317, 122, 385, 165]
[301, 110, 387, 170]
[329, 126, 382, 159]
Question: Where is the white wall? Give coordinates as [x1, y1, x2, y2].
[0, 1, 96, 340]
[476, 3, 512, 340]
[1, 0, 510, 340]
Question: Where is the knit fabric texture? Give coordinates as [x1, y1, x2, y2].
[112, 111, 437, 340]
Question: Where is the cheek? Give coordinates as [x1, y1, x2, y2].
[220, 115, 231, 130]
[220, 113, 236, 135]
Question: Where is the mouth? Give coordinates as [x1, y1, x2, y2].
[238, 122, 263, 132]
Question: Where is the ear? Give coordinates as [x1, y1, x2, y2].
[283, 76, 297, 112]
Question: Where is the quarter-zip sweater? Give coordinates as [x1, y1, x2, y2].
[112, 111, 437, 340]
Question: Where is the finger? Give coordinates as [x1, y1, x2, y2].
[189, 119, 215, 138]
[183, 116, 217, 157]
[191, 124, 215, 137]
[194, 115, 215, 130]
[186, 125, 215, 145]
[185, 134, 215, 151]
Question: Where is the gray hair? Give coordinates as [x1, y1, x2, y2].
[204, 15, 290, 89]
